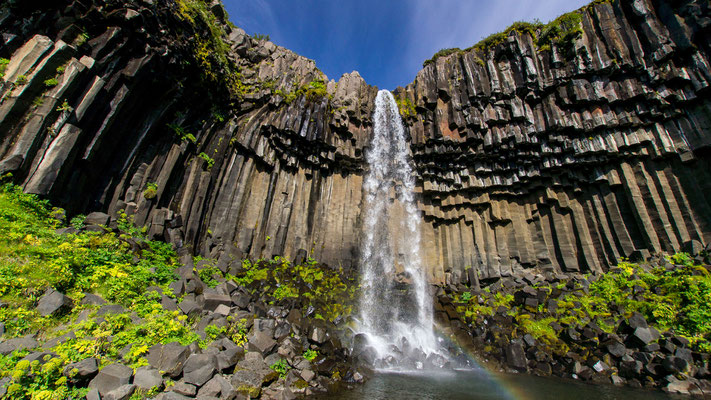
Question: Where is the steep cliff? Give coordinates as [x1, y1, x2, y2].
[0, 0, 710, 286]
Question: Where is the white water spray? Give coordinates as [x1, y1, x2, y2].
[358, 90, 441, 369]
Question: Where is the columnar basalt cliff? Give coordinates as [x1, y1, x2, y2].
[399, 0, 711, 285]
[1, 0, 710, 286]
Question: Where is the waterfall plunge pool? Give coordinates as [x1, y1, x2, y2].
[318, 368, 685, 400]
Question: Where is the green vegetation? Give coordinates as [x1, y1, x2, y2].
[198, 152, 215, 169]
[226, 256, 356, 322]
[470, 21, 542, 53]
[271, 78, 330, 105]
[74, 32, 89, 47]
[43, 78, 58, 88]
[269, 358, 290, 379]
[174, 0, 252, 98]
[423, 1, 599, 66]
[423, 48, 461, 67]
[56, 100, 73, 113]
[168, 123, 197, 144]
[251, 33, 270, 42]
[0, 58, 10, 79]
[303, 349, 318, 362]
[0, 183, 229, 398]
[394, 94, 417, 119]
[536, 12, 583, 55]
[15, 75, 27, 86]
[456, 255, 711, 354]
[143, 182, 158, 200]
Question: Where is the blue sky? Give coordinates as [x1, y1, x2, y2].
[224, 0, 590, 90]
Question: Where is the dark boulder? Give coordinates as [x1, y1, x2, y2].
[63, 357, 99, 382]
[0, 336, 39, 355]
[134, 366, 163, 391]
[504, 343, 527, 371]
[146, 342, 191, 378]
[36, 288, 73, 316]
[88, 363, 133, 396]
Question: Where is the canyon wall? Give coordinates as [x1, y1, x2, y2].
[0, 0, 709, 286]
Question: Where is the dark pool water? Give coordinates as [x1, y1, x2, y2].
[319, 369, 685, 400]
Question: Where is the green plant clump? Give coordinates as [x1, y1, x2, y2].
[394, 94, 417, 119]
[143, 182, 158, 200]
[0, 58, 10, 79]
[269, 358, 290, 379]
[43, 78, 59, 87]
[198, 152, 215, 169]
[168, 123, 197, 144]
[423, 48, 461, 67]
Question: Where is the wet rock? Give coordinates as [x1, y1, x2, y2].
[505, 343, 527, 371]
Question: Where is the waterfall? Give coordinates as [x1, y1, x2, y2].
[358, 90, 443, 370]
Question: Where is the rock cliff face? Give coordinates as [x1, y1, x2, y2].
[0, 0, 709, 285]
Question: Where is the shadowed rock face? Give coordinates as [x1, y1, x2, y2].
[0, 0, 709, 284]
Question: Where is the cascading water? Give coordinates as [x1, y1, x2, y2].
[357, 90, 445, 370]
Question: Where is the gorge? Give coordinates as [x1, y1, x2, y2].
[0, 0, 711, 398]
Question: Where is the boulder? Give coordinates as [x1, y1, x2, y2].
[168, 382, 197, 396]
[178, 299, 202, 317]
[183, 354, 217, 387]
[248, 330, 277, 355]
[134, 366, 163, 391]
[184, 364, 216, 387]
[88, 363, 133, 396]
[0, 336, 39, 355]
[231, 352, 278, 397]
[104, 384, 136, 400]
[36, 288, 73, 316]
[146, 342, 191, 378]
[629, 327, 659, 348]
[203, 292, 232, 312]
[84, 212, 110, 226]
[504, 343, 527, 371]
[63, 357, 99, 382]
[80, 293, 107, 306]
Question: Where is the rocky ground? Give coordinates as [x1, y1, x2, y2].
[0, 185, 364, 399]
[437, 247, 711, 396]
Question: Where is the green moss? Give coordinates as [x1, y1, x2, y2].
[536, 11, 583, 57]
[227, 255, 356, 322]
[198, 152, 215, 169]
[143, 182, 158, 200]
[174, 0, 252, 98]
[168, 123, 197, 144]
[423, 48, 461, 67]
[394, 94, 417, 119]
[0, 58, 9, 79]
[43, 78, 59, 87]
